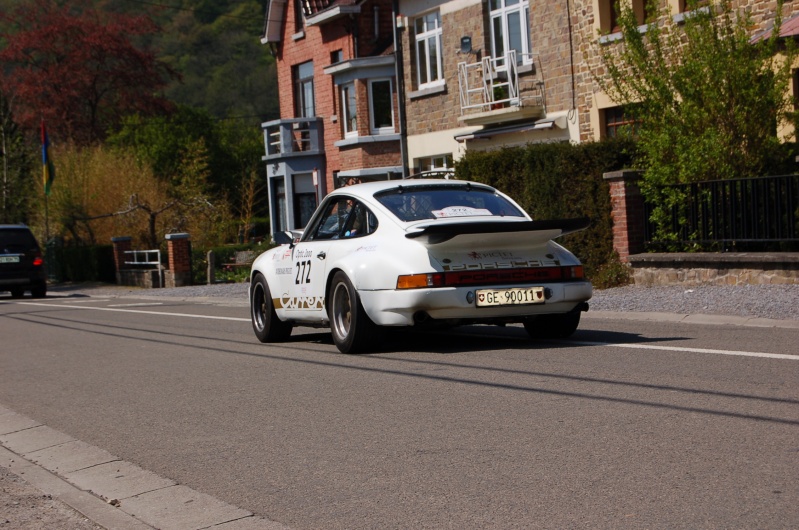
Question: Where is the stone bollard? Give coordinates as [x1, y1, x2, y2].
[207, 250, 215, 285]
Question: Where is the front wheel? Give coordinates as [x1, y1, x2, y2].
[251, 274, 292, 342]
[328, 271, 382, 354]
[524, 311, 581, 339]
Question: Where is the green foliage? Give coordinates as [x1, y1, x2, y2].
[590, 251, 632, 289]
[598, 0, 797, 243]
[155, 1, 277, 122]
[0, 92, 35, 224]
[108, 106, 267, 221]
[455, 137, 637, 285]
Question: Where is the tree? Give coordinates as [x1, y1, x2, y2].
[108, 106, 268, 221]
[0, 0, 177, 144]
[598, 0, 796, 187]
[0, 91, 35, 224]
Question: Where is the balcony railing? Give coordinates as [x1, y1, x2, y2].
[457, 51, 544, 121]
[262, 117, 324, 160]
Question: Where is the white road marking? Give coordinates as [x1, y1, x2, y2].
[572, 341, 799, 361]
[13, 301, 250, 322]
[107, 303, 164, 308]
[53, 299, 112, 303]
[7, 301, 797, 360]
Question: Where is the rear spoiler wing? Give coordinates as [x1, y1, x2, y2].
[405, 218, 590, 245]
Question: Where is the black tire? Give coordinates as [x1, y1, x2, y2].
[251, 274, 292, 342]
[524, 311, 581, 339]
[31, 283, 47, 298]
[328, 271, 382, 353]
[9, 288, 24, 299]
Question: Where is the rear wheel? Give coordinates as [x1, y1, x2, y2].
[328, 271, 381, 354]
[31, 283, 47, 298]
[524, 311, 581, 339]
[251, 274, 292, 342]
[9, 288, 24, 299]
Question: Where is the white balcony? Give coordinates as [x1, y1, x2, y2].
[457, 51, 545, 126]
[262, 117, 324, 160]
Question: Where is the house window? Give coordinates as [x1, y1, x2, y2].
[598, 0, 651, 33]
[604, 106, 639, 138]
[369, 78, 394, 134]
[416, 154, 453, 172]
[341, 82, 357, 137]
[293, 61, 315, 118]
[414, 11, 444, 87]
[293, 173, 317, 228]
[489, 0, 531, 66]
[294, 0, 304, 32]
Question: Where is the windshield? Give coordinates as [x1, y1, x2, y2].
[374, 185, 525, 222]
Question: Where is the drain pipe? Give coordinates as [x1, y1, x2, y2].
[392, 0, 410, 178]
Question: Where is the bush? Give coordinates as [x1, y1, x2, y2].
[191, 241, 276, 284]
[455, 137, 637, 286]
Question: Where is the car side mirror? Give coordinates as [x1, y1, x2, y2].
[272, 231, 293, 246]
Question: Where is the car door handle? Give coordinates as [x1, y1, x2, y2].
[317, 252, 326, 260]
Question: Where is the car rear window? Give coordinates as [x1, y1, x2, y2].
[374, 185, 525, 222]
[0, 228, 38, 252]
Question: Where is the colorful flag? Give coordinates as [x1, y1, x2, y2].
[41, 120, 55, 196]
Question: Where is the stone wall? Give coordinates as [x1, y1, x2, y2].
[629, 253, 799, 286]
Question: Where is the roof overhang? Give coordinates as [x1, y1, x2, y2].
[324, 55, 396, 84]
[261, 0, 287, 44]
[454, 116, 567, 142]
[751, 13, 799, 43]
[305, 5, 361, 26]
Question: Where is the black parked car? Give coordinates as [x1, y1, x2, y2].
[0, 224, 47, 298]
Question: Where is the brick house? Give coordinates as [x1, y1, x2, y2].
[260, 0, 404, 236]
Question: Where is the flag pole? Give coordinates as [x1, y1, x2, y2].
[41, 120, 52, 243]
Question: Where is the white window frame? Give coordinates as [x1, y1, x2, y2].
[417, 154, 453, 172]
[294, 61, 315, 118]
[414, 11, 444, 88]
[489, 0, 532, 67]
[368, 78, 395, 135]
[341, 82, 357, 138]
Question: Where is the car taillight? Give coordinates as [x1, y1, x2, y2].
[397, 273, 444, 289]
[396, 266, 584, 289]
[563, 265, 584, 280]
[33, 255, 44, 267]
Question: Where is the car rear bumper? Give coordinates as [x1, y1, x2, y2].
[360, 281, 592, 326]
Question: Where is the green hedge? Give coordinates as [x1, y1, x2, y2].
[47, 244, 116, 283]
[455, 137, 638, 287]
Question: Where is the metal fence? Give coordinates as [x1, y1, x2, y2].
[644, 174, 799, 250]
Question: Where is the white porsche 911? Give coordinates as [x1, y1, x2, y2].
[250, 179, 592, 353]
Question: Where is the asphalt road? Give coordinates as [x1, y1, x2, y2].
[1, 293, 797, 529]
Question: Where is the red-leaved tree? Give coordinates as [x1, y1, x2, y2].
[0, 0, 177, 144]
